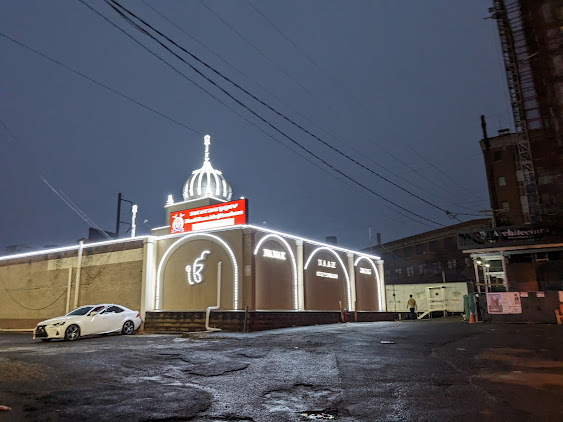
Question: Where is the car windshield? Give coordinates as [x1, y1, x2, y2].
[66, 306, 94, 316]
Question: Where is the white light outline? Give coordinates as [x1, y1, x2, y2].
[253, 234, 298, 310]
[246, 224, 381, 261]
[354, 256, 383, 311]
[186, 250, 211, 285]
[304, 247, 351, 310]
[1, 224, 380, 263]
[155, 233, 239, 310]
[165, 196, 229, 210]
[0, 236, 148, 262]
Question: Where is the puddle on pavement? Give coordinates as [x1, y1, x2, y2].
[475, 347, 563, 389]
[300, 411, 336, 420]
[476, 349, 563, 369]
[0, 358, 48, 380]
[263, 384, 340, 416]
[479, 372, 563, 388]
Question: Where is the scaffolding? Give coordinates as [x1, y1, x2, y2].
[491, 0, 541, 224]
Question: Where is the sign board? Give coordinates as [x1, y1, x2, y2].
[170, 199, 248, 234]
[486, 292, 522, 314]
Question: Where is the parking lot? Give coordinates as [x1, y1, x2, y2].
[1, 318, 562, 421]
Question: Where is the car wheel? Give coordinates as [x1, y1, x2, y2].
[122, 320, 135, 335]
[64, 324, 80, 341]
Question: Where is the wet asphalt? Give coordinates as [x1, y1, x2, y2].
[0, 318, 561, 421]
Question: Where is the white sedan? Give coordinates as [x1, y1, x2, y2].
[33, 304, 142, 341]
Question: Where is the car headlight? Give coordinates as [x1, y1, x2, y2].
[52, 322, 66, 327]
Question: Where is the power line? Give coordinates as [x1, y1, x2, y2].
[71, 0, 361, 197]
[106, 0, 450, 226]
[245, 1, 484, 208]
[0, 32, 200, 135]
[406, 145, 484, 203]
[121, 1, 432, 229]
[198, 0, 330, 110]
[144, 1, 472, 217]
[0, 119, 113, 239]
[78, 0, 442, 227]
[105, 0, 446, 227]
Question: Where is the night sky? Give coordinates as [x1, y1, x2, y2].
[1, 0, 510, 252]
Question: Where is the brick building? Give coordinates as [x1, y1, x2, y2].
[485, 1, 563, 227]
[366, 219, 491, 287]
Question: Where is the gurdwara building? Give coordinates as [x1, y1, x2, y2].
[0, 136, 388, 332]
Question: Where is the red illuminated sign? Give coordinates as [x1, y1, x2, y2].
[170, 199, 248, 234]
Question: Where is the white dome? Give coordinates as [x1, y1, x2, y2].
[182, 135, 233, 202]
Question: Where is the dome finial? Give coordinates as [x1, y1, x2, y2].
[204, 135, 211, 162]
[182, 133, 232, 202]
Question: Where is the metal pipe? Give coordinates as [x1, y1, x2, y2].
[473, 260, 481, 293]
[65, 267, 73, 314]
[73, 240, 84, 309]
[116, 192, 122, 237]
[205, 261, 222, 331]
[131, 204, 138, 238]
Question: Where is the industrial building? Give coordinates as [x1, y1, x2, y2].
[485, 0, 563, 227]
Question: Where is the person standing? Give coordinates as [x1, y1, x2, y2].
[407, 295, 417, 320]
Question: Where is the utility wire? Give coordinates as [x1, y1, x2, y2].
[0, 32, 200, 135]
[72, 0, 355, 192]
[199, 0, 329, 110]
[0, 119, 113, 239]
[104, 0, 445, 227]
[144, 1, 472, 216]
[406, 145, 484, 203]
[76, 0, 436, 228]
[245, 1, 482, 209]
[79, 0, 434, 232]
[107, 0, 451, 226]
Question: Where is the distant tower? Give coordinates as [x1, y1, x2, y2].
[182, 135, 233, 202]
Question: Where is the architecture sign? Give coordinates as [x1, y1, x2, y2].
[170, 199, 248, 234]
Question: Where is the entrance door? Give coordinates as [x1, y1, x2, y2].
[427, 287, 445, 311]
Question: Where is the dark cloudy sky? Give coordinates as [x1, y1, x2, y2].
[0, 0, 510, 251]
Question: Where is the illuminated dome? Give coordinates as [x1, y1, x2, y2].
[182, 135, 233, 202]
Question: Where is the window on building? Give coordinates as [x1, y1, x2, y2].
[419, 264, 425, 275]
[416, 243, 425, 255]
[406, 266, 414, 277]
[498, 176, 506, 186]
[520, 196, 530, 214]
[464, 257, 470, 266]
[493, 151, 502, 161]
[429, 240, 438, 252]
[394, 268, 402, 277]
[502, 201, 509, 212]
[539, 175, 552, 185]
[444, 237, 456, 249]
[447, 259, 457, 269]
[385, 270, 390, 279]
[433, 261, 442, 272]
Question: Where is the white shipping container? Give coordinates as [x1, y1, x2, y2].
[386, 282, 468, 313]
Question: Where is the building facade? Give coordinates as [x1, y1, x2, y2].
[0, 136, 387, 331]
[365, 220, 491, 287]
[488, 1, 563, 226]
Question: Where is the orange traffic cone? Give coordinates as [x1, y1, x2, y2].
[469, 311, 475, 324]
